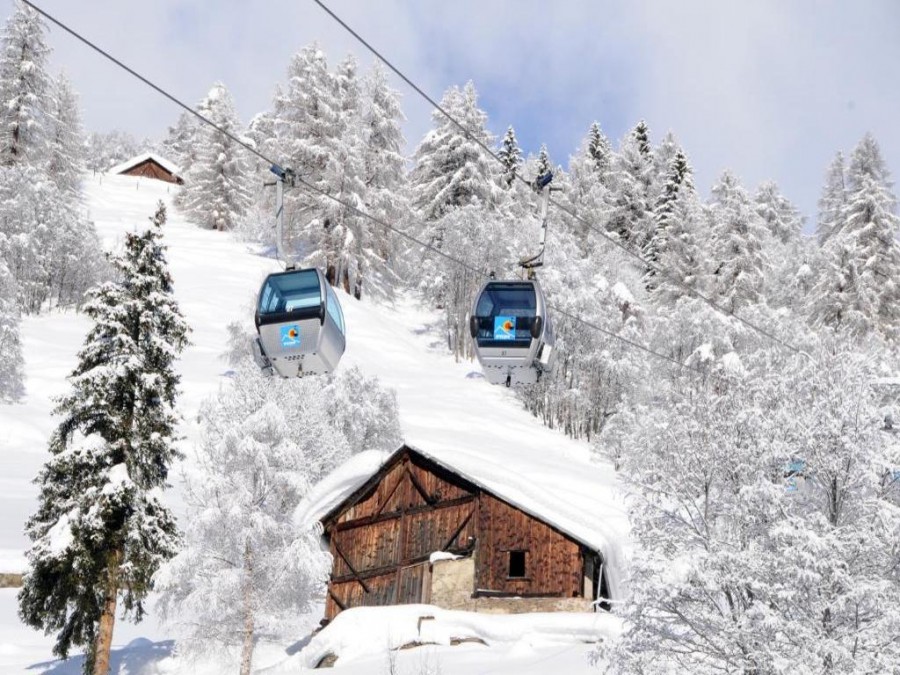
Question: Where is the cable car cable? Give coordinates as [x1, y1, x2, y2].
[24, 0, 702, 375]
[310, 0, 804, 357]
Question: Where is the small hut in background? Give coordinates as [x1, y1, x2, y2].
[108, 152, 183, 184]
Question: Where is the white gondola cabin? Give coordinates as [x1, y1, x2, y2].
[469, 279, 555, 386]
[252, 268, 346, 378]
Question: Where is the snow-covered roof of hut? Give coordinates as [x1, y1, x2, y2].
[107, 152, 181, 177]
[295, 442, 630, 598]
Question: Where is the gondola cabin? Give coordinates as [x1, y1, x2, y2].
[469, 279, 555, 386]
[253, 268, 346, 378]
[318, 445, 611, 620]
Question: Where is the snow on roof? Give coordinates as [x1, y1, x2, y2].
[295, 442, 630, 599]
[297, 604, 623, 668]
[107, 152, 182, 177]
[294, 449, 390, 530]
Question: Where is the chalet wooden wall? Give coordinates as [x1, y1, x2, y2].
[121, 160, 182, 184]
[323, 447, 590, 620]
[325, 452, 478, 620]
[474, 493, 582, 598]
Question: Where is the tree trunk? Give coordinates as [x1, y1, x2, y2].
[239, 543, 255, 675]
[93, 548, 121, 675]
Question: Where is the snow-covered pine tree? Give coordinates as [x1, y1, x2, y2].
[755, 180, 802, 245]
[650, 131, 681, 205]
[809, 134, 900, 340]
[643, 150, 696, 296]
[497, 125, 522, 189]
[587, 121, 612, 177]
[633, 119, 651, 158]
[409, 81, 498, 231]
[566, 122, 612, 250]
[604, 122, 654, 247]
[46, 72, 85, 196]
[754, 181, 805, 310]
[816, 151, 847, 245]
[160, 111, 197, 171]
[357, 60, 406, 299]
[317, 54, 367, 293]
[0, 0, 51, 166]
[180, 83, 252, 231]
[0, 257, 23, 401]
[533, 143, 553, 186]
[707, 170, 768, 312]
[18, 201, 189, 675]
[270, 44, 340, 259]
[409, 81, 499, 355]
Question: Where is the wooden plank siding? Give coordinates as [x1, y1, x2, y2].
[120, 159, 183, 184]
[324, 452, 478, 619]
[322, 446, 589, 620]
[474, 492, 582, 598]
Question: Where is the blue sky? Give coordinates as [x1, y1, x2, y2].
[27, 0, 900, 228]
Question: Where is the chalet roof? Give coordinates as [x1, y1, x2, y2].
[296, 442, 630, 597]
[107, 152, 182, 177]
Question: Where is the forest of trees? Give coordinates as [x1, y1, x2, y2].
[3, 0, 899, 671]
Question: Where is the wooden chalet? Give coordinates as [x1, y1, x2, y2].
[320, 445, 612, 621]
[108, 152, 183, 184]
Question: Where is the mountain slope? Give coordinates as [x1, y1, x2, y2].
[0, 173, 627, 673]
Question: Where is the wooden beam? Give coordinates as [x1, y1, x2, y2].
[332, 540, 371, 594]
[440, 507, 475, 552]
[332, 494, 476, 532]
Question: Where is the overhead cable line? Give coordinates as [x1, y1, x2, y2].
[23, 0, 701, 374]
[311, 0, 803, 356]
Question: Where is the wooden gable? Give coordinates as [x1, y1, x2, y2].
[119, 158, 183, 184]
[323, 448, 479, 619]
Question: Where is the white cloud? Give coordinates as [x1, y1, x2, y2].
[30, 0, 900, 222]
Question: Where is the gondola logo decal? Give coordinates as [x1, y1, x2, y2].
[280, 324, 301, 348]
[493, 316, 515, 340]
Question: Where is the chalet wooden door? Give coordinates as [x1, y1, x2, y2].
[396, 562, 430, 605]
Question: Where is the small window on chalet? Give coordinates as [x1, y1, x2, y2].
[508, 550, 527, 578]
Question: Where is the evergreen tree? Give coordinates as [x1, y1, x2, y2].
[270, 43, 340, 259]
[409, 81, 498, 230]
[633, 119, 651, 158]
[755, 180, 802, 245]
[707, 170, 768, 312]
[409, 81, 499, 353]
[533, 143, 553, 186]
[586, 121, 612, 176]
[160, 111, 197, 170]
[19, 202, 189, 675]
[46, 73, 85, 195]
[497, 125, 522, 189]
[643, 150, 697, 297]
[0, 257, 23, 401]
[809, 134, 900, 340]
[180, 83, 253, 231]
[0, 0, 51, 166]
[317, 54, 367, 292]
[604, 122, 654, 247]
[567, 122, 612, 250]
[816, 152, 847, 245]
[357, 60, 406, 299]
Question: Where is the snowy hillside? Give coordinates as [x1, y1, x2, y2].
[0, 174, 627, 673]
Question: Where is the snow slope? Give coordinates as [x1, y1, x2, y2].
[0, 173, 628, 673]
